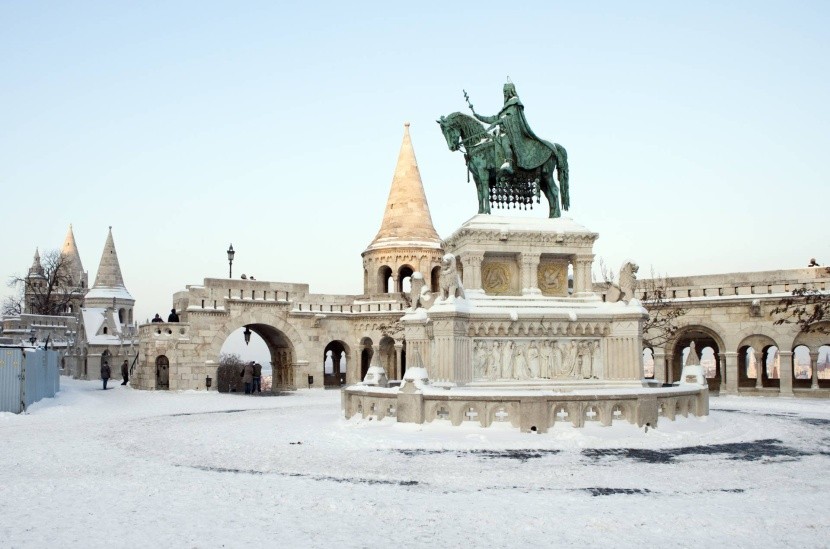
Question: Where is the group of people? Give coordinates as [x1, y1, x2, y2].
[241, 361, 263, 394]
[151, 309, 180, 323]
[100, 359, 130, 390]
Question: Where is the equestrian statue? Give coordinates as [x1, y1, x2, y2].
[437, 81, 569, 218]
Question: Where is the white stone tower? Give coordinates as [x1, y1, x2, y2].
[362, 123, 444, 295]
[61, 224, 88, 290]
[84, 226, 135, 327]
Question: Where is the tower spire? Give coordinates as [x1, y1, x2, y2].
[61, 224, 85, 284]
[91, 226, 127, 290]
[366, 122, 441, 251]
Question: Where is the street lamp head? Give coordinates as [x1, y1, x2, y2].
[227, 244, 235, 262]
[243, 325, 252, 345]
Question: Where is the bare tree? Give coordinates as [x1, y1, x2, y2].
[771, 267, 830, 334]
[639, 269, 687, 348]
[6, 249, 83, 316]
[1, 294, 22, 316]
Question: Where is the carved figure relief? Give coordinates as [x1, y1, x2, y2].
[482, 262, 512, 295]
[471, 338, 602, 381]
[537, 261, 568, 296]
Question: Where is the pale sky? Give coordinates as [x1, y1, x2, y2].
[2, 1, 828, 341]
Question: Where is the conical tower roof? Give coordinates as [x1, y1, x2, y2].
[365, 123, 441, 252]
[61, 224, 85, 283]
[86, 226, 133, 302]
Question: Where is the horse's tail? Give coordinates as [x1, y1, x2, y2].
[553, 143, 569, 211]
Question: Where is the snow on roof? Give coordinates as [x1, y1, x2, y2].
[84, 286, 134, 301]
[81, 307, 129, 345]
[454, 214, 597, 235]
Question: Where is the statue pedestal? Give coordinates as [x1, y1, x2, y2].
[344, 214, 709, 430]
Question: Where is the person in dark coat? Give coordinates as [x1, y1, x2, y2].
[241, 361, 254, 394]
[167, 309, 180, 322]
[151, 314, 163, 323]
[101, 361, 111, 390]
[252, 362, 262, 393]
[121, 359, 129, 385]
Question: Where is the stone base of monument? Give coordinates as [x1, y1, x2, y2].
[343, 214, 709, 431]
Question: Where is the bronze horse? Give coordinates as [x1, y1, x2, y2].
[438, 112, 569, 218]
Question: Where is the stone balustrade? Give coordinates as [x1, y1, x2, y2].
[344, 385, 708, 433]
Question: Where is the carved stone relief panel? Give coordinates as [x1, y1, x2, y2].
[472, 338, 602, 381]
[481, 255, 519, 295]
[537, 258, 569, 297]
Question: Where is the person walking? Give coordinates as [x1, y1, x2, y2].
[241, 361, 254, 394]
[121, 359, 129, 386]
[252, 362, 262, 393]
[101, 361, 111, 390]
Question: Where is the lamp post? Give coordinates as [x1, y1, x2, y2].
[28, 329, 37, 347]
[227, 244, 235, 279]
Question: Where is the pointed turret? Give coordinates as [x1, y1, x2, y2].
[361, 123, 444, 295]
[366, 122, 441, 252]
[28, 248, 45, 278]
[85, 227, 134, 311]
[61, 224, 86, 286]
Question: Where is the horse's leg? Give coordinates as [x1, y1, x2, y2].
[543, 158, 560, 218]
[471, 156, 490, 214]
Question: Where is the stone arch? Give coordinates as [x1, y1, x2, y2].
[379, 336, 397, 379]
[323, 340, 350, 387]
[666, 324, 726, 388]
[378, 266, 393, 294]
[397, 264, 414, 293]
[737, 334, 778, 389]
[642, 347, 655, 379]
[792, 326, 830, 389]
[155, 355, 169, 390]
[359, 337, 374, 381]
[207, 313, 308, 392]
[118, 308, 126, 324]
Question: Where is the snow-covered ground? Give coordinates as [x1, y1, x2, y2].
[1, 379, 828, 548]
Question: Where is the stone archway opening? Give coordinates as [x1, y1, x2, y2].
[737, 334, 778, 391]
[155, 355, 169, 390]
[398, 265, 414, 294]
[642, 348, 655, 379]
[218, 324, 295, 393]
[323, 340, 349, 388]
[360, 337, 373, 381]
[670, 327, 722, 391]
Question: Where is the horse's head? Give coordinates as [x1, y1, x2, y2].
[437, 114, 461, 152]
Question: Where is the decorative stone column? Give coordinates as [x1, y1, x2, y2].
[460, 253, 484, 292]
[754, 349, 763, 389]
[723, 351, 739, 394]
[401, 312, 431, 379]
[653, 348, 667, 383]
[350, 340, 365, 385]
[572, 255, 594, 296]
[718, 354, 727, 391]
[427, 311, 471, 384]
[778, 351, 794, 396]
[520, 253, 541, 295]
[332, 349, 343, 382]
[810, 350, 820, 390]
